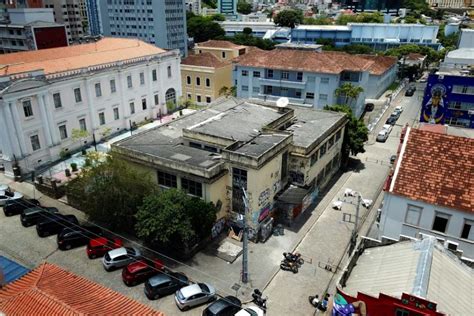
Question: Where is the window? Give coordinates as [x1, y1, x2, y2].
[139, 72, 145, 85]
[205, 96, 211, 103]
[395, 309, 409, 316]
[187, 93, 192, 100]
[205, 78, 210, 87]
[157, 171, 177, 188]
[74, 88, 82, 102]
[253, 87, 260, 93]
[310, 150, 319, 166]
[242, 85, 249, 91]
[327, 135, 335, 149]
[186, 76, 191, 85]
[253, 71, 260, 77]
[165, 88, 176, 104]
[267, 69, 273, 78]
[110, 79, 116, 93]
[265, 86, 273, 94]
[196, 77, 201, 86]
[98, 112, 105, 125]
[405, 205, 422, 226]
[297, 72, 303, 81]
[154, 94, 159, 105]
[336, 129, 342, 141]
[197, 95, 202, 102]
[113, 108, 119, 120]
[306, 92, 314, 99]
[242, 70, 248, 76]
[461, 220, 473, 239]
[127, 75, 133, 88]
[53, 93, 62, 109]
[321, 77, 329, 84]
[167, 65, 172, 78]
[319, 94, 328, 101]
[432, 212, 450, 233]
[221, 51, 226, 59]
[181, 178, 202, 197]
[79, 118, 87, 131]
[95, 83, 102, 97]
[152, 69, 157, 81]
[142, 98, 147, 110]
[23, 100, 33, 117]
[30, 135, 40, 151]
[295, 90, 302, 98]
[130, 102, 135, 114]
[281, 71, 289, 80]
[319, 143, 327, 158]
[58, 124, 68, 140]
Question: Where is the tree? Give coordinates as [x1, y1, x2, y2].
[211, 14, 226, 21]
[202, 0, 217, 9]
[342, 44, 374, 55]
[335, 83, 364, 106]
[324, 105, 368, 157]
[274, 10, 303, 29]
[303, 16, 331, 25]
[219, 86, 237, 97]
[135, 189, 217, 250]
[228, 33, 275, 50]
[243, 27, 253, 35]
[71, 128, 89, 153]
[237, 0, 252, 15]
[66, 156, 156, 231]
[187, 16, 225, 43]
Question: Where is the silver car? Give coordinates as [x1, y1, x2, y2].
[102, 247, 141, 271]
[0, 190, 23, 207]
[174, 282, 216, 311]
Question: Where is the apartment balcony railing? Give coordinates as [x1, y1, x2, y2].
[259, 77, 306, 89]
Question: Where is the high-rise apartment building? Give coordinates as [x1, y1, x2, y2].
[44, 0, 84, 43]
[99, 0, 187, 56]
[218, 0, 237, 16]
[85, 0, 99, 35]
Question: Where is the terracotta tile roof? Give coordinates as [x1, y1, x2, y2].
[358, 55, 398, 75]
[390, 128, 474, 213]
[196, 40, 246, 50]
[0, 37, 167, 76]
[0, 262, 163, 315]
[406, 53, 426, 61]
[181, 52, 230, 68]
[235, 49, 395, 75]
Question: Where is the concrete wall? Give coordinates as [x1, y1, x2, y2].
[366, 65, 398, 99]
[380, 192, 474, 260]
[8, 8, 55, 23]
[194, 46, 244, 61]
[206, 172, 230, 220]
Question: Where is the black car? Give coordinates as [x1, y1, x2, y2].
[144, 272, 189, 300]
[202, 296, 242, 316]
[36, 214, 79, 237]
[386, 116, 397, 125]
[57, 226, 104, 250]
[405, 88, 415, 96]
[365, 103, 374, 112]
[20, 207, 59, 227]
[3, 198, 40, 216]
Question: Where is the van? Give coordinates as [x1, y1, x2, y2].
[36, 214, 79, 237]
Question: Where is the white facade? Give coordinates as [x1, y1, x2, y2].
[0, 51, 181, 177]
[380, 193, 474, 262]
[220, 21, 276, 38]
[458, 29, 474, 49]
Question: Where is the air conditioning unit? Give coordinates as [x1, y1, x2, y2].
[445, 240, 459, 251]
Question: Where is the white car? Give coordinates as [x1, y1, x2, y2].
[0, 190, 23, 207]
[0, 184, 9, 191]
[235, 305, 265, 316]
[382, 124, 393, 134]
[102, 247, 141, 271]
[395, 106, 403, 114]
[376, 130, 389, 142]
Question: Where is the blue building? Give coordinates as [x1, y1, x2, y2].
[86, 0, 100, 36]
[291, 25, 352, 46]
[234, 48, 397, 118]
[421, 73, 474, 129]
[218, 0, 237, 16]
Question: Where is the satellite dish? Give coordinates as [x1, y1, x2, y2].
[276, 97, 289, 108]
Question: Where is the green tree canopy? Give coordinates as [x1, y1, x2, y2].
[211, 13, 226, 21]
[135, 189, 217, 249]
[229, 33, 275, 50]
[324, 105, 368, 157]
[274, 10, 303, 29]
[336, 12, 383, 25]
[237, 0, 252, 15]
[335, 83, 364, 106]
[67, 156, 156, 231]
[202, 0, 217, 9]
[187, 16, 225, 43]
[384, 44, 443, 64]
[303, 16, 331, 25]
[243, 27, 253, 35]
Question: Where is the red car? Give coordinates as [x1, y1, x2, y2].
[86, 237, 123, 259]
[122, 258, 165, 287]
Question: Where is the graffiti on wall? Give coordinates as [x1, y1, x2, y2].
[211, 218, 226, 239]
[258, 188, 270, 208]
[253, 203, 271, 224]
[421, 83, 446, 124]
[272, 180, 281, 194]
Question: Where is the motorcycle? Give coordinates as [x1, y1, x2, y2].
[283, 252, 304, 266]
[308, 295, 328, 311]
[252, 289, 267, 312]
[280, 259, 298, 273]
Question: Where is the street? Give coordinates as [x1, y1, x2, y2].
[0, 88, 423, 316]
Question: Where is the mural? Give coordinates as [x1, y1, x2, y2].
[331, 293, 367, 316]
[421, 84, 446, 124]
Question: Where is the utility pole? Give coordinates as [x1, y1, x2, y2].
[241, 188, 249, 284]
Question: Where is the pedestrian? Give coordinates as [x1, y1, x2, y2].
[310, 294, 319, 307]
[320, 293, 330, 311]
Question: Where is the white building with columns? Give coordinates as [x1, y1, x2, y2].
[0, 37, 181, 177]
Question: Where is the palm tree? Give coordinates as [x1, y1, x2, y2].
[335, 83, 364, 106]
[219, 86, 237, 97]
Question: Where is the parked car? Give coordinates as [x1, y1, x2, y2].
[20, 207, 59, 227]
[175, 283, 216, 311]
[376, 130, 389, 142]
[235, 306, 265, 316]
[202, 296, 242, 316]
[0, 184, 9, 191]
[36, 214, 79, 237]
[0, 190, 23, 207]
[144, 272, 189, 300]
[405, 87, 415, 96]
[3, 198, 40, 216]
[390, 154, 397, 164]
[382, 124, 393, 134]
[385, 116, 397, 125]
[86, 237, 123, 259]
[102, 247, 141, 271]
[122, 258, 165, 286]
[365, 103, 374, 112]
[394, 105, 404, 114]
[57, 226, 104, 250]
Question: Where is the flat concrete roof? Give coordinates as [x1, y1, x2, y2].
[233, 133, 290, 158]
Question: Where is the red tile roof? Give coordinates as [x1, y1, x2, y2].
[390, 128, 474, 213]
[196, 40, 246, 49]
[0, 262, 163, 315]
[0, 37, 167, 76]
[181, 52, 231, 68]
[235, 49, 395, 75]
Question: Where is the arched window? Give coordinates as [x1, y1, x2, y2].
[196, 77, 201, 86]
[165, 88, 176, 105]
[206, 78, 210, 87]
[186, 76, 191, 85]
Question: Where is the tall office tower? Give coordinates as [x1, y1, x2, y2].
[85, 0, 99, 35]
[99, 0, 187, 56]
[218, 0, 237, 15]
[43, 0, 85, 43]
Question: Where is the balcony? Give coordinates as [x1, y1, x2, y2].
[259, 77, 306, 89]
